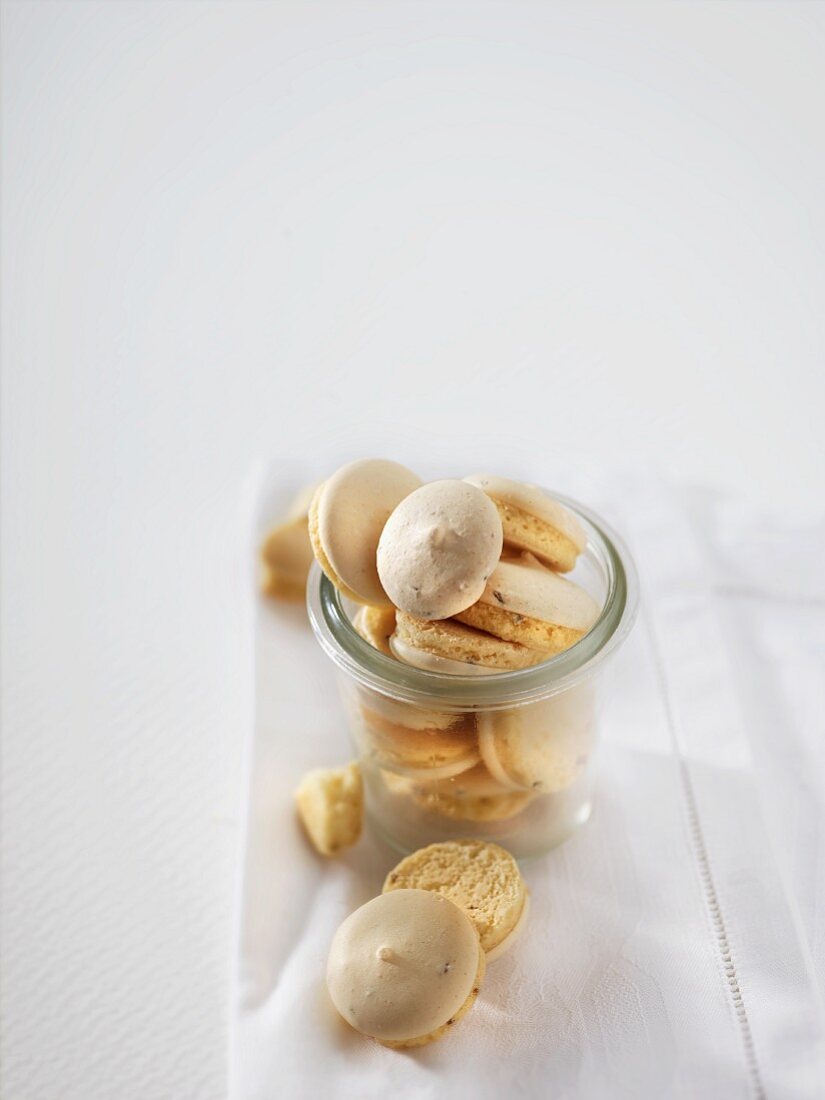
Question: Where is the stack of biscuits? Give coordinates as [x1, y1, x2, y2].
[326, 839, 529, 1047]
[299, 458, 600, 831]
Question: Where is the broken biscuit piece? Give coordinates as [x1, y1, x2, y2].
[260, 484, 318, 601]
[295, 762, 363, 856]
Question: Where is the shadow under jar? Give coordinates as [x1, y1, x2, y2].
[307, 491, 639, 859]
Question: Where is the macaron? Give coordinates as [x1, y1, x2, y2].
[477, 690, 595, 793]
[393, 610, 545, 672]
[377, 480, 503, 620]
[464, 475, 586, 572]
[327, 889, 485, 1048]
[383, 839, 528, 960]
[454, 557, 600, 655]
[309, 459, 422, 606]
[357, 706, 479, 780]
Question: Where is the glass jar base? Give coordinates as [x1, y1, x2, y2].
[365, 782, 594, 861]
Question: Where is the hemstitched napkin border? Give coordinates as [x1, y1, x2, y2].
[627, 480, 825, 1100]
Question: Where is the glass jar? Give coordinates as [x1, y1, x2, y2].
[307, 491, 638, 859]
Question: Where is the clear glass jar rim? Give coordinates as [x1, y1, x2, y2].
[307, 490, 639, 709]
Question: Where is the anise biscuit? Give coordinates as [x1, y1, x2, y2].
[383, 839, 527, 959]
[394, 610, 545, 671]
[464, 474, 586, 572]
[455, 558, 600, 656]
[359, 707, 479, 780]
[477, 692, 595, 793]
[327, 889, 486, 1047]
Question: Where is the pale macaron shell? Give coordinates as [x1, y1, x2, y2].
[312, 459, 422, 606]
[478, 690, 596, 793]
[358, 706, 480, 780]
[377, 480, 503, 620]
[464, 474, 586, 553]
[477, 559, 600, 631]
[326, 889, 482, 1044]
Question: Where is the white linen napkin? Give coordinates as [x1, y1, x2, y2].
[231, 466, 825, 1099]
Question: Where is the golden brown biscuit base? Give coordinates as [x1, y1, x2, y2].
[353, 605, 397, 655]
[487, 496, 580, 572]
[485, 890, 530, 962]
[455, 601, 585, 655]
[361, 708, 478, 774]
[395, 612, 545, 671]
[378, 947, 486, 1048]
[295, 762, 363, 856]
[383, 839, 526, 955]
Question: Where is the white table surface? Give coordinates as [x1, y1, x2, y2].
[2, 4, 824, 1098]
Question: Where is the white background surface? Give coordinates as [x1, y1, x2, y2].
[2, 3, 824, 1098]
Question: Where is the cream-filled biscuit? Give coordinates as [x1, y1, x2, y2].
[455, 559, 600, 655]
[394, 611, 546, 671]
[359, 706, 479, 780]
[327, 889, 485, 1047]
[383, 840, 528, 959]
[464, 474, 586, 572]
[477, 691, 595, 793]
[309, 459, 422, 606]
